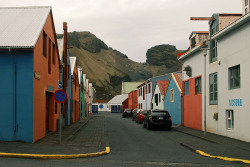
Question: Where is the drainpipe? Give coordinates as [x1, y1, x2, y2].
[201, 48, 208, 136]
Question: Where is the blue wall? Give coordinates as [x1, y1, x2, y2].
[164, 77, 182, 125]
[0, 50, 33, 142]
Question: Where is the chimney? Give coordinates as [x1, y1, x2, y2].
[63, 22, 68, 90]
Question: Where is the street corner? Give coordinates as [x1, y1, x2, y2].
[195, 150, 250, 164]
[0, 147, 111, 159]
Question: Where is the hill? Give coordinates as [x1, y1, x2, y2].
[63, 31, 183, 100]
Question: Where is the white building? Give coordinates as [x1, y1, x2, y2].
[137, 74, 171, 110]
[152, 81, 169, 110]
[211, 12, 250, 142]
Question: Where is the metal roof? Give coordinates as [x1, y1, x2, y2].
[108, 94, 128, 104]
[0, 6, 51, 48]
[69, 57, 76, 75]
[122, 82, 143, 94]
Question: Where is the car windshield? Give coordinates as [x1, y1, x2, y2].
[142, 111, 148, 115]
[126, 109, 132, 112]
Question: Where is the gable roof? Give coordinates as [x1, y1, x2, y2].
[157, 81, 169, 95]
[122, 82, 143, 94]
[108, 94, 128, 104]
[69, 57, 76, 75]
[77, 68, 81, 84]
[0, 6, 51, 48]
[172, 72, 183, 93]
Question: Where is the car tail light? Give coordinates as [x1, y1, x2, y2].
[169, 116, 171, 121]
[149, 116, 152, 121]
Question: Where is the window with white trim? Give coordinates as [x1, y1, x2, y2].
[226, 110, 234, 130]
[209, 73, 218, 104]
[229, 65, 240, 89]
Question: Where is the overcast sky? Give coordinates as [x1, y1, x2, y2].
[1, 0, 242, 62]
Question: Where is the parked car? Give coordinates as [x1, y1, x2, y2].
[136, 110, 150, 124]
[132, 109, 140, 121]
[143, 109, 172, 130]
[122, 108, 132, 118]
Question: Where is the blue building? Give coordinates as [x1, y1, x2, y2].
[164, 72, 183, 125]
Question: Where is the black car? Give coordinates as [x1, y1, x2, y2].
[132, 109, 140, 121]
[122, 108, 132, 118]
[143, 109, 172, 130]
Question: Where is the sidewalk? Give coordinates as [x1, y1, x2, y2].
[0, 115, 108, 156]
[173, 125, 250, 162]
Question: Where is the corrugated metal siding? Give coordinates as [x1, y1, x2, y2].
[0, 50, 33, 142]
[0, 7, 51, 48]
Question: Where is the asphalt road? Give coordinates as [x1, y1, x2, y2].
[0, 112, 246, 167]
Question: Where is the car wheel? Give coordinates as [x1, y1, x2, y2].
[122, 115, 125, 118]
[146, 123, 151, 130]
[143, 122, 146, 128]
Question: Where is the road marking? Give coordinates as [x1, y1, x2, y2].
[0, 147, 110, 159]
[196, 150, 250, 164]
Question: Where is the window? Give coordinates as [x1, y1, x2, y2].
[148, 83, 151, 93]
[195, 77, 202, 94]
[209, 73, 218, 104]
[52, 43, 55, 65]
[229, 65, 240, 89]
[43, 32, 47, 57]
[159, 93, 161, 103]
[143, 87, 145, 100]
[184, 81, 189, 95]
[170, 89, 174, 102]
[48, 39, 51, 74]
[226, 110, 234, 130]
[155, 94, 158, 106]
[75, 73, 77, 92]
[55, 102, 57, 114]
[245, 0, 248, 6]
[210, 40, 217, 62]
[191, 37, 196, 48]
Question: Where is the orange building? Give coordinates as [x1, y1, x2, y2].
[0, 7, 60, 143]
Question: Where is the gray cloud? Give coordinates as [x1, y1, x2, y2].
[0, 0, 242, 62]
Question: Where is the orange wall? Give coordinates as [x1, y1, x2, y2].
[33, 11, 60, 142]
[128, 90, 138, 110]
[72, 64, 79, 122]
[183, 76, 202, 130]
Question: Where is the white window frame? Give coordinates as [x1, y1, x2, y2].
[226, 110, 234, 130]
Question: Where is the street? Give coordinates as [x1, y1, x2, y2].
[0, 112, 247, 167]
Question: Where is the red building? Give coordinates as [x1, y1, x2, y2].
[128, 90, 138, 110]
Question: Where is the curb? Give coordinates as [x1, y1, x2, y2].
[172, 128, 217, 144]
[180, 142, 250, 164]
[0, 147, 110, 159]
[196, 150, 250, 164]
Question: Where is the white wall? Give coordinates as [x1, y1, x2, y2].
[92, 103, 108, 112]
[152, 83, 164, 109]
[215, 21, 250, 142]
